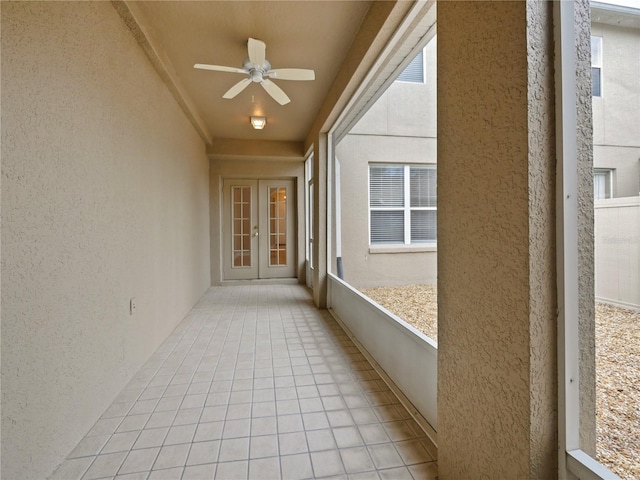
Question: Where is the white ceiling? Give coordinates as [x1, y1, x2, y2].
[127, 1, 374, 145]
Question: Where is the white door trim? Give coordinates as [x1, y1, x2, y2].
[222, 178, 296, 281]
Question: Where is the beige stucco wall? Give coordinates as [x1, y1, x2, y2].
[209, 158, 305, 285]
[1, 3, 211, 479]
[336, 38, 437, 288]
[437, 1, 559, 478]
[592, 22, 640, 197]
[577, 0, 597, 455]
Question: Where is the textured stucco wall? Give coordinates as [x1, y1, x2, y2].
[576, 0, 597, 455]
[525, 2, 557, 476]
[437, 2, 557, 478]
[1, 3, 211, 479]
[209, 158, 305, 285]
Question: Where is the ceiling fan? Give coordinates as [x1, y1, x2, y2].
[194, 37, 315, 106]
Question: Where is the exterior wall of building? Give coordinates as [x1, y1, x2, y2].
[592, 21, 640, 197]
[336, 39, 437, 289]
[1, 3, 211, 479]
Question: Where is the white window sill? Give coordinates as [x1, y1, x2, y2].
[369, 244, 437, 254]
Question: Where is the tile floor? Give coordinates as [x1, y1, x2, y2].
[51, 284, 438, 480]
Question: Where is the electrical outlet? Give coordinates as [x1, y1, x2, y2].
[130, 297, 137, 315]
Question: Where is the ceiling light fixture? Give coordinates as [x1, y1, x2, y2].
[250, 116, 266, 130]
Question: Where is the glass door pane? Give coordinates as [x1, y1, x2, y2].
[269, 187, 287, 266]
[232, 186, 252, 267]
[258, 179, 296, 279]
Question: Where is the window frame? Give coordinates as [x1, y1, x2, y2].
[556, 2, 620, 479]
[593, 168, 613, 200]
[305, 155, 315, 271]
[368, 164, 437, 247]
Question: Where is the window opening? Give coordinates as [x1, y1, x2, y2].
[306, 155, 315, 271]
[559, 1, 639, 478]
[590, 3, 640, 478]
[396, 50, 425, 83]
[369, 164, 437, 245]
[593, 168, 613, 199]
[591, 36, 602, 97]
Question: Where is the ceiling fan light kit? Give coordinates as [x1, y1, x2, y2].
[250, 116, 266, 130]
[194, 37, 315, 106]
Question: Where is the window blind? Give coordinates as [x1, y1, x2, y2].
[591, 36, 602, 97]
[396, 51, 424, 83]
[371, 211, 404, 244]
[370, 165, 404, 207]
[410, 167, 437, 207]
[411, 211, 437, 242]
[593, 170, 611, 200]
[592, 67, 602, 97]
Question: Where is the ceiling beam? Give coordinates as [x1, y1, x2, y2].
[207, 139, 305, 162]
[111, 1, 213, 145]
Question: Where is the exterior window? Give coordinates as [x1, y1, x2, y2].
[306, 155, 314, 271]
[592, 36, 602, 97]
[369, 164, 436, 245]
[594, 168, 613, 199]
[396, 50, 424, 83]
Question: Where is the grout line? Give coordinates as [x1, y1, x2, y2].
[327, 307, 438, 461]
[62, 285, 438, 480]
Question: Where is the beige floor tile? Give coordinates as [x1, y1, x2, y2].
[340, 446, 376, 474]
[280, 453, 313, 480]
[249, 456, 281, 480]
[186, 440, 220, 466]
[153, 444, 190, 470]
[250, 434, 279, 459]
[59, 286, 436, 480]
[311, 449, 345, 477]
[82, 452, 127, 479]
[118, 447, 160, 475]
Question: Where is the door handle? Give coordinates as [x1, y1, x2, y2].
[253, 232, 259, 237]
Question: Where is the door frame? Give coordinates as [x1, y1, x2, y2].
[222, 177, 297, 281]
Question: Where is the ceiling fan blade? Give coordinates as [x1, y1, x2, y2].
[248, 37, 266, 67]
[194, 64, 247, 74]
[268, 68, 315, 81]
[223, 78, 252, 99]
[261, 79, 290, 105]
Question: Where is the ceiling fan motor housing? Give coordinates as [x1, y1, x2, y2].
[244, 59, 270, 82]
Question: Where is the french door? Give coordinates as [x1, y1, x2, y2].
[222, 179, 296, 280]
